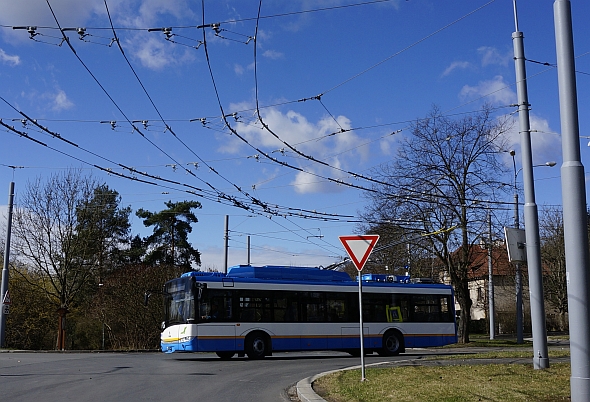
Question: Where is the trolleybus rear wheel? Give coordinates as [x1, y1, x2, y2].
[378, 330, 403, 356]
[245, 332, 269, 359]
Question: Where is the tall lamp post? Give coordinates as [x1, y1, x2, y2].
[509, 150, 556, 344]
[554, 1, 590, 399]
[512, 0, 550, 368]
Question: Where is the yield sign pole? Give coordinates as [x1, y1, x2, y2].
[339, 235, 379, 381]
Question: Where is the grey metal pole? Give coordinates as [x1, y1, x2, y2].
[514, 192, 524, 344]
[488, 212, 495, 339]
[247, 235, 251, 265]
[554, 1, 590, 399]
[224, 215, 229, 274]
[510, 150, 524, 344]
[0, 182, 15, 348]
[358, 275, 366, 381]
[512, 14, 549, 368]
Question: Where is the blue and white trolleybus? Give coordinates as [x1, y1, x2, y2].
[160, 265, 457, 359]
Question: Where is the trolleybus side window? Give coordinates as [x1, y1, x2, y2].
[237, 290, 272, 322]
[273, 292, 299, 322]
[389, 294, 410, 322]
[411, 294, 453, 322]
[199, 289, 233, 322]
[300, 292, 326, 322]
[326, 292, 349, 322]
[362, 293, 388, 322]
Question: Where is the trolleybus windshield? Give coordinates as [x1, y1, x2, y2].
[164, 278, 196, 326]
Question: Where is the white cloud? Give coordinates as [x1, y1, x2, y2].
[460, 75, 516, 105]
[478, 46, 511, 67]
[255, 29, 272, 42]
[51, 89, 73, 111]
[0, 49, 20, 66]
[441, 61, 471, 77]
[291, 170, 338, 195]
[502, 114, 561, 168]
[116, 0, 193, 28]
[234, 62, 256, 76]
[118, 1, 198, 70]
[219, 105, 367, 194]
[263, 50, 284, 60]
[25, 88, 74, 111]
[379, 130, 401, 155]
[129, 36, 174, 70]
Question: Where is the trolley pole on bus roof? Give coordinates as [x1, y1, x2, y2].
[339, 235, 379, 382]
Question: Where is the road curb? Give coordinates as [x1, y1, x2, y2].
[296, 373, 329, 402]
[296, 359, 415, 401]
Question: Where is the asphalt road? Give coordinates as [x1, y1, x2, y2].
[0, 350, 416, 402]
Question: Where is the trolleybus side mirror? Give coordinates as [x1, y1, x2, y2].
[144, 289, 170, 306]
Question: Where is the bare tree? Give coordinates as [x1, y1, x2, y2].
[91, 264, 185, 350]
[539, 207, 568, 331]
[11, 169, 99, 349]
[361, 106, 511, 343]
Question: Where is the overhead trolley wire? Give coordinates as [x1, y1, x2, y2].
[103, 0, 278, 216]
[43, 0, 334, 221]
[3, 1, 523, 222]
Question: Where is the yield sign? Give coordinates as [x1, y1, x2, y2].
[339, 235, 380, 271]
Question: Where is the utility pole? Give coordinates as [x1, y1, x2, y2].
[554, 1, 590, 399]
[247, 235, 251, 265]
[512, 0, 549, 369]
[510, 150, 524, 344]
[224, 215, 229, 274]
[487, 212, 495, 340]
[0, 182, 15, 348]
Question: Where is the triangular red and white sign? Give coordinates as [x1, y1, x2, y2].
[339, 235, 379, 271]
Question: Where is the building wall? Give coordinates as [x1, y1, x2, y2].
[468, 275, 532, 334]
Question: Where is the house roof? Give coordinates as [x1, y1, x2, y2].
[466, 242, 519, 279]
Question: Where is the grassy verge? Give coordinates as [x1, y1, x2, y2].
[426, 349, 570, 360]
[446, 336, 529, 348]
[314, 363, 570, 402]
[438, 334, 569, 348]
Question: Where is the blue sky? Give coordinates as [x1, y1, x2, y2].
[0, 0, 588, 271]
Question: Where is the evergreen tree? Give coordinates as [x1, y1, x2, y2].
[74, 185, 132, 279]
[136, 200, 202, 269]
